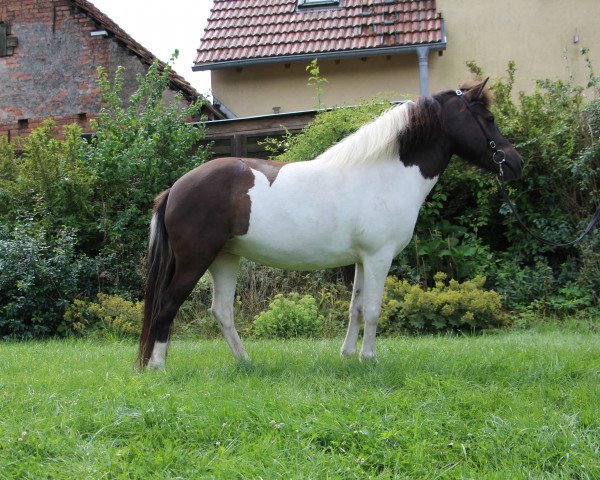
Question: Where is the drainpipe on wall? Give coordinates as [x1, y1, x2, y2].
[416, 46, 430, 97]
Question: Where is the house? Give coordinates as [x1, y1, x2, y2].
[195, 0, 445, 117]
[0, 0, 224, 143]
[193, 0, 599, 158]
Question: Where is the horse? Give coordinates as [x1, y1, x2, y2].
[138, 79, 524, 369]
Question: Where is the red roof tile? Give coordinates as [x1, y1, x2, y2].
[194, 0, 445, 69]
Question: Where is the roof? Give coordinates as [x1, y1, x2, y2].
[72, 0, 224, 118]
[194, 0, 445, 71]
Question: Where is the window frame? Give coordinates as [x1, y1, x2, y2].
[297, 0, 340, 9]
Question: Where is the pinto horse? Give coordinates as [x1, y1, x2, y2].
[138, 79, 523, 369]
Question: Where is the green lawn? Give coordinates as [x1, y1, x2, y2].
[1, 330, 599, 479]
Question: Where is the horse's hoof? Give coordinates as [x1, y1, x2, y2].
[340, 349, 357, 359]
[147, 362, 166, 371]
[236, 354, 252, 366]
[359, 352, 377, 363]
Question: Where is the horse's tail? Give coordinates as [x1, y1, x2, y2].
[138, 189, 174, 368]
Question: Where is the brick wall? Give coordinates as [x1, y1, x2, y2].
[0, 0, 157, 142]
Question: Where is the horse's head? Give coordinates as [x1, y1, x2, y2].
[441, 79, 524, 180]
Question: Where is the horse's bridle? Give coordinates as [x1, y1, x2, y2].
[455, 89, 507, 177]
[455, 89, 600, 248]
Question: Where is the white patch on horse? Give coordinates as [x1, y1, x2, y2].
[148, 341, 167, 369]
[226, 160, 437, 270]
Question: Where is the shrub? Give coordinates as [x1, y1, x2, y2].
[380, 273, 505, 334]
[64, 293, 142, 338]
[0, 121, 95, 246]
[0, 225, 99, 339]
[253, 293, 323, 338]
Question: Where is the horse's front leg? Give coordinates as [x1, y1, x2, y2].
[341, 264, 363, 358]
[359, 254, 393, 362]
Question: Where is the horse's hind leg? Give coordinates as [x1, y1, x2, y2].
[148, 261, 208, 369]
[208, 252, 250, 362]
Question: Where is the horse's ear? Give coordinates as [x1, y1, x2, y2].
[464, 77, 490, 102]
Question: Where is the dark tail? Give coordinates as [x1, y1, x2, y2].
[138, 189, 174, 368]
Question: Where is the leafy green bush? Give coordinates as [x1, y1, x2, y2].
[0, 225, 99, 339]
[64, 293, 142, 338]
[380, 273, 505, 333]
[253, 293, 323, 338]
[0, 122, 96, 246]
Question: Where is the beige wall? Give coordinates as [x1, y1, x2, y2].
[212, 55, 423, 117]
[210, 0, 600, 117]
[433, 0, 600, 95]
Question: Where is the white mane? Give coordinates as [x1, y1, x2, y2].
[315, 102, 412, 168]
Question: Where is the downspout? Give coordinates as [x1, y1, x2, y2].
[416, 46, 430, 97]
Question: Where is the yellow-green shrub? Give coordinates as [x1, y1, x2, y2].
[252, 293, 323, 338]
[64, 293, 142, 338]
[380, 273, 505, 333]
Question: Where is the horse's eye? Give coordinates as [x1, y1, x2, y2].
[485, 115, 495, 123]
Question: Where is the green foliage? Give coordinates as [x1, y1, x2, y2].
[64, 293, 142, 338]
[0, 225, 99, 339]
[0, 55, 210, 338]
[253, 293, 323, 338]
[488, 256, 555, 311]
[380, 273, 505, 333]
[0, 121, 95, 244]
[174, 263, 349, 339]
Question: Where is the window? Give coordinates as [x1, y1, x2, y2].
[0, 23, 8, 56]
[298, 0, 340, 9]
[0, 22, 18, 57]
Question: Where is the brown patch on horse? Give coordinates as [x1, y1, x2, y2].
[164, 157, 287, 247]
[166, 158, 256, 242]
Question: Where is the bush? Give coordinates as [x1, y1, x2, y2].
[252, 293, 323, 338]
[0, 122, 96, 247]
[64, 293, 142, 338]
[380, 273, 505, 334]
[0, 225, 99, 339]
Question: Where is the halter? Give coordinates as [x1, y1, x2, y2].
[455, 89, 507, 177]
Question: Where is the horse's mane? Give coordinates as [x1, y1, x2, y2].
[315, 102, 411, 167]
[315, 82, 492, 168]
[315, 97, 445, 168]
[399, 96, 444, 158]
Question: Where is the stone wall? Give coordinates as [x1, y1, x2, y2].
[0, 0, 178, 142]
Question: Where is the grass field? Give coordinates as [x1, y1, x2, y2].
[1, 330, 599, 479]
